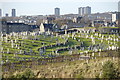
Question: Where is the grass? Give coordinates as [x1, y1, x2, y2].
[3, 56, 119, 78]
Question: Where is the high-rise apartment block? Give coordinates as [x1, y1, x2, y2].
[55, 8, 60, 16]
[78, 7, 84, 16]
[78, 6, 91, 16]
[0, 9, 2, 17]
[118, 1, 120, 12]
[12, 9, 16, 17]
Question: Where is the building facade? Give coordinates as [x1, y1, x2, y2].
[12, 9, 16, 17]
[55, 8, 60, 16]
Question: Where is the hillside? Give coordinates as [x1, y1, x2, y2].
[3, 56, 119, 78]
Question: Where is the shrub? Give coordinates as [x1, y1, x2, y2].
[22, 68, 35, 78]
[101, 60, 118, 78]
[13, 68, 35, 79]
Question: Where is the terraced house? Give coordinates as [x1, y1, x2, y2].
[1, 21, 38, 34]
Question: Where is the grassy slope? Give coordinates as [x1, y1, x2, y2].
[34, 57, 119, 78]
[3, 57, 119, 78]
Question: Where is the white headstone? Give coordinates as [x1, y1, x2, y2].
[92, 52, 95, 56]
[98, 52, 101, 56]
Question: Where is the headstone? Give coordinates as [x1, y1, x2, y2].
[112, 57, 114, 60]
[30, 49, 33, 54]
[101, 39, 103, 43]
[69, 50, 72, 55]
[19, 50, 22, 54]
[16, 44, 18, 48]
[56, 33, 58, 37]
[102, 61, 104, 65]
[74, 37, 76, 40]
[7, 48, 9, 54]
[11, 42, 14, 48]
[86, 35, 88, 38]
[15, 39, 17, 43]
[1, 47, 3, 52]
[54, 49, 57, 54]
[17, 46, 20, 49]
[5, 37, 8, 43]
[99, 34, 101, 37]
[98, 52, 101, 57]
[92, 52, 95, 57]
[116, 38, 118, 42]
[86, 60, 89, 64]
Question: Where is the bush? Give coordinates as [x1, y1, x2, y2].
[75, 69, 84, 79]
[101, 60, 118, 78]
[75, 74, 84, 79]
[22, 68, 35, 78]
[13, 68, 35, 79]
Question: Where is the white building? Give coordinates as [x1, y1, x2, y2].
[112, 14, 118, 22]
[112, 13, 120, 22]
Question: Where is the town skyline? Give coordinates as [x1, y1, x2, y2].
[0, 1, 119, 16]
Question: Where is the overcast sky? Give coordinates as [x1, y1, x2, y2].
[0, 0, 119, 16]
[0, 0, 119, 2]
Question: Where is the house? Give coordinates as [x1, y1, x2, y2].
[39, 23, 59, 33]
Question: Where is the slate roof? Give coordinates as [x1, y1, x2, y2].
[42, 23, 58, 31]
[43, 23, 54, 30]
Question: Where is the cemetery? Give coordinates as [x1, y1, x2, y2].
[1, 27, 120, 78]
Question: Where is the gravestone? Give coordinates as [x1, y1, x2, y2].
[68, 50, 72, 55]
[92, 52, 95, 57]
[19, 50, 22, 54]
[55, 50, 58, 54]
[7, 48, 9, 54]
[86, 35, 88, 38]
[30, 49, 33, 54]
[11, 42, 14, 48]
[39, 48, 45, 56]
[98, 52, 101, 57]
[15, 39, 17, 43]
[1, 47, 3, 52]
[5, 37, 8, 43]
[15, 44, 18, 48]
